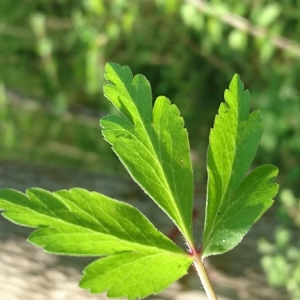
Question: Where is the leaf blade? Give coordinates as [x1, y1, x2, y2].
[80, 252, 192, 299]
[101, 63, 194, 242]
[0, 188, 183, 255]
[202, 74, 279, 257]
[0, 187, 193, 297]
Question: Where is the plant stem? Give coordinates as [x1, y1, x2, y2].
[192, 249, 218, 300]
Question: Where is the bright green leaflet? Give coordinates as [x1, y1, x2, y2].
[0, 188, 193, 298]
[80, 252, 190, 299]
[201, 74, 279, 258]
[101, 63, 194, 243]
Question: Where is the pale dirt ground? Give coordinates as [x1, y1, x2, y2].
[0, 161, 287, 300]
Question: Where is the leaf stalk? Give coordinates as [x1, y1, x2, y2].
[192, 249, 218, 300]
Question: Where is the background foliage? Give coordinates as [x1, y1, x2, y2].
[1, 0, 300, 296]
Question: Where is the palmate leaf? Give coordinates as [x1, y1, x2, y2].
[101, 63, 194, 243]
[0, 188, 193, 299]
[0, 65, 280, 300]
[201, 74, 279, 258]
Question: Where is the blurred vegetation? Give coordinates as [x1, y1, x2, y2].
[1, 0, 300, 295]
[259, 189, 300, 299]
[1, 0, 300, 180]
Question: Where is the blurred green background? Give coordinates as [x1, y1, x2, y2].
[1, 0, 300, 297]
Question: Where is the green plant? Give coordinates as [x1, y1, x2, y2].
[0, 63, 279, 299]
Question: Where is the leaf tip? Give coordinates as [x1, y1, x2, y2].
[228, 73, 246, 93]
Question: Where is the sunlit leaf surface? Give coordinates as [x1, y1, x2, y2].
[0, 188, 193, 298]
[202, 74, 279, 258]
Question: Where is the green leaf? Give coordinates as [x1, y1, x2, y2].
[101, 63, 194, 243]
[0, 188, 193, 298]
[80, 252, 191, 299]
[201, 74, 279, 258]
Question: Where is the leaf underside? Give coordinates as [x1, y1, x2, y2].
[201, 74, 279, 258]
[101, 63, 194, 243]
[0, 188, 193, 299]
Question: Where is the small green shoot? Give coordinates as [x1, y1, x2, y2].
[0, 63, 279, 300]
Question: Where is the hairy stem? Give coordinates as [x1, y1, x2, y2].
[190, 246, 218, 300]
